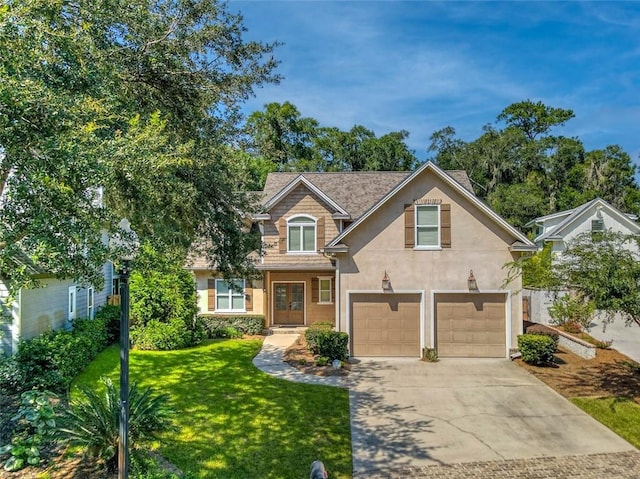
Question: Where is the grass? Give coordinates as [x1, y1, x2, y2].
[571, 397, 640, 448]
[73, 339, 352, 479]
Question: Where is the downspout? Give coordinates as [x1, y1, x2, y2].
[334, 258, 340, 332]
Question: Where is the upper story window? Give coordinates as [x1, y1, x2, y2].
[288, 216, 316, 252]
[416, 205, 440, 248]
[216, 279, 245, 312]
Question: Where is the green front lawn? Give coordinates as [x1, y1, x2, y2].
[571, 397, 640, 448]
[73, 339, 352, 478]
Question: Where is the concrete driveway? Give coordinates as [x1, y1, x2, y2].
[349, 358, 635, 474]
[588, 316, 640, 362]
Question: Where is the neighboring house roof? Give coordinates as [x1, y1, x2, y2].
[532, 198, 640, 243]
[261, 169, 474, 219]
[327, 161, 535, 250]
[523, 208, 575, 228]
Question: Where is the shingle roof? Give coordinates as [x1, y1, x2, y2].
[262, 169, 474, 219]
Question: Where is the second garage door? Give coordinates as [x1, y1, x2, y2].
[435, 293, 506, 358]
[351, 293, 421, 357]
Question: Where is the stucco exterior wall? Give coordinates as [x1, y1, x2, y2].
[335, 169, 523, 354]
[262, 184, 339, 267]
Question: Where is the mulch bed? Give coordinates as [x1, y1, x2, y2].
[283, 334, 350, 377]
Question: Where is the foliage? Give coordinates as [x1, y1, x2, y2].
[304, 321, 334, 354]
[207, 326, 242, 339]
[549, 294, 595, 331]
[128, 243, 202, 350]
[314, 356, 329, 367]
[73, 341, 353, 478]
[555, 231, 640, 327]
[60, 377, 173, 473]
[520, 243, 562, 289]
[524, 323, 559, 346]
[422, 348, 439, 362]
[0, 0, 279, 295]
[314, 331, 349, 361]
[200, 315, 265, 336]
[0, 306, 115, 393]
[0, 390, 58, 471]
[518, 334, 557, 365]
[430, 100, 640, 228]
[95, 304, 122, 345]
[130, 449, 196, 479]
[131, 319, 204, 351]
[245, 102, 418, 176]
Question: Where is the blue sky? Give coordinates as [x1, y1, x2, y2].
[232, 1, 640, 164]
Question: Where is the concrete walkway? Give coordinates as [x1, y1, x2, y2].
[252, 333, 348, 388]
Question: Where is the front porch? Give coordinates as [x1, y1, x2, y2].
[263, 270, 336, 328]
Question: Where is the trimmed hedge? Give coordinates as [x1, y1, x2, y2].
[315, 331, 349, 361]
[199, 315, 265, 337]
[304, 321, 334, 354]
[0, 305, 120, 393]
[518, 334, 557, 366]
[130, 318, 205, 351]
[524, 323, 559, 347]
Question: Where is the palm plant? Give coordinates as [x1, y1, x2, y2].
[60, 377, 173, 472]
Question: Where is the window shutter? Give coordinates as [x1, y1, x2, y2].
[316, 217, 325, 252]
[441, 204, 451, 248]
[404, 204, 415, 248]
[207, 279, 215, 311]
[245, 280, 253, 311]
[279, 217, 287, 253]
[312, 277, 319, 303]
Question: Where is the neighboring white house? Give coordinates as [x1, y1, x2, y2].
[525, 198, 640, 254]
[0, 261, 114, 356]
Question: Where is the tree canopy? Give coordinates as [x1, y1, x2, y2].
[243, 101, 419, 175]
[429, 100, 640, 228]
[0, 0, 279, 291]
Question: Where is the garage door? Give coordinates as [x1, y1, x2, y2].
[351, 293, 421, 357]
[435, 293, 506, 358]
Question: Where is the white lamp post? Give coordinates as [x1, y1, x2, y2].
[109, 218, 139, 479]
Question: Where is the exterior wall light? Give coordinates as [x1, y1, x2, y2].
[468, 270, 478, 291]
[382, 271, 392, 291]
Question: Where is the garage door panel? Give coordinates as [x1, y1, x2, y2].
[351, 293, 421, 357]
[436, 293, 506, 358]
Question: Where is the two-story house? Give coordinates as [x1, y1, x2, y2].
[191, 161, 537, 358]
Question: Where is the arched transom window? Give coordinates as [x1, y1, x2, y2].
[288, 216, 316, 252]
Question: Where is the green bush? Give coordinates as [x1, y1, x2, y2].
[130, 319, 203, 351]
[94, 304, 122, 344]
[315, 331, 349, 361]
[304, 321, 334, 354]
[314, 356, 329, 367]
[199, 315, 265, 337]
[524, 323, 559, 346]
[549, 294, 594, 331]
[0, 305, 120, 394]
[518, 334, 557, 365]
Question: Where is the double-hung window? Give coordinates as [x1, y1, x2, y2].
[318, 277, 332, 304]
[215, 279, 245, 312]
[288, 216, 316, 252]
[416, 205, 440, 248]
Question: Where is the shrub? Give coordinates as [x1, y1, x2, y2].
[4, 320, 108, 393]
[518, 334, 557, 365]
[549, 294, 594, 331]
[130, 319, 203, 351]
[199, 315, 265, 337]
[304, 321, 334, 354]
[315, 331, 349, 361]
[593, 339, 613, 349]
[94, 304, 122, 344]
[524, 323, 559, 346]
[60, 377, 173, 474]
[315, 356, 329, 367]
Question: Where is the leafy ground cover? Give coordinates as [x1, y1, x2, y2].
[71, 339, 352, 479]
[515, 342, 640, 448]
